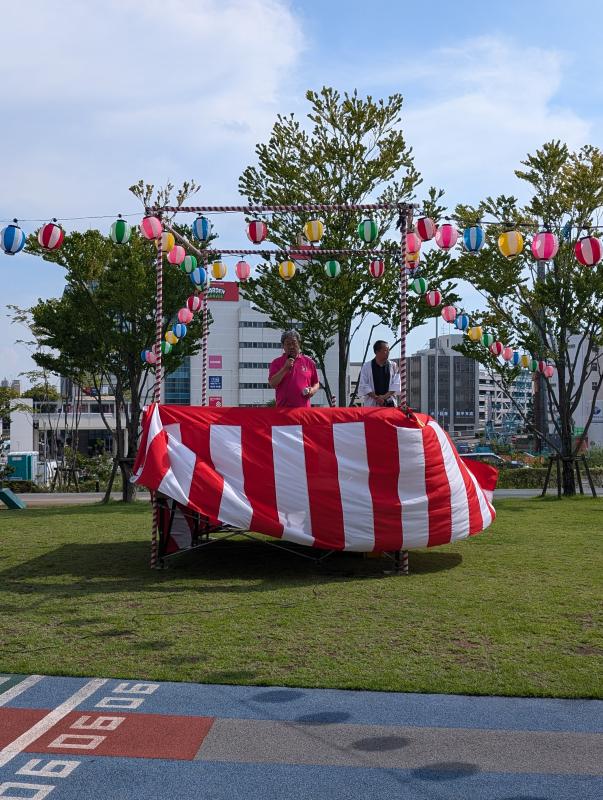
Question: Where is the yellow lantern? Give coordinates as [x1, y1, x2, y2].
[211, 260, 227, 279]
[165, 330, 179, 345]
[303, 219, 324, 243]
[498, 230, 524, 259]
[156, 231, 175, 253]
[467, 325, 483, 342]
[405, 251, 420, 264]
[279, 260, 296, 280]
[520, 353, 531, 368]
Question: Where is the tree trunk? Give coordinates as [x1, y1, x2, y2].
[101, 456, 119, 504]
[560, 427, 576, 496]
[120, 458, 137, 503]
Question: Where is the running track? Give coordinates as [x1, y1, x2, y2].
[0, 674, 601, 799]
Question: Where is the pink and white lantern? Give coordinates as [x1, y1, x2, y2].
[425, 290, 442, 307]
[531, 231, 559, 261]
[235, 260, 251, 281]
[441, 305, 457, 323]
[405, 232, 422, 255]
[140, 215, 162, 240]
[543, 364, 555, 379]
[178, 307, 194, 324]
[502, 346, 513, 361]
[167, 245, 186, 265]
[435, 223, 459, 251]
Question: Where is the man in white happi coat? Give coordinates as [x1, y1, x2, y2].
[358, 340, 401, 407]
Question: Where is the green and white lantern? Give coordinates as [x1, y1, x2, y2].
[110, 216, 131, 244]
[324, 259, 340, 278]
[161, 341, 173, 355]
[481, 332, 494, 347]
[357, 218, 379, 243]
[181, 254, 197, 274]
[410, 276, 428, 294]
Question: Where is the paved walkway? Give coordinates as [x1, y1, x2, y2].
[0, 674, 601, 799]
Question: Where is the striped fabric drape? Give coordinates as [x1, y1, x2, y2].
[133, 405, 497, 552]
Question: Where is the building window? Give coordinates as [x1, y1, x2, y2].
[239, 362, 273, 369]
[239, 382, 272, 389]
[164, 357, 191, 404]
[239, 341, 282, 349]
[238, 321, 278, 328]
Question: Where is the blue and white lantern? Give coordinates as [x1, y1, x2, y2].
[190, 266, 207, 288]
[172, 322, 187, 339]
[192, 215, 212, 242]
[462, 225, 485, 253]
[0, 222, 26, 255]
[454, 314, 470, 331]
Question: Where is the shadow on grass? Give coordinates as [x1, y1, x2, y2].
[0, 539, 463, 601]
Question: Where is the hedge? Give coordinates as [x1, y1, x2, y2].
[496, 466, 603, 489]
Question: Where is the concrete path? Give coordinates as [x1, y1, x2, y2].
[0, 674, 601, 799]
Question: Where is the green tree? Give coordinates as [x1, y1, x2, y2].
[454, 141, 603, 495]
[19, 211, 208, 500]
[22, 384, 60, 403]
[238, 88, 458, 404]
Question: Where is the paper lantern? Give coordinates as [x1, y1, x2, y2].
[462, 225, 484, 253]
[416, 216, 436, 241]
[141, 349, 153, 364]
[0, 222, 25, 255]
[435, 223, 459, 251]
[425, 290, 442, 307]
[235, 260, 251, 281]
[165, 330, 179, 345]
[140, 215, 162, 240]
[178, 307, 193, 324]
[467, 325, 483, 342]
[247, 220, 268, 244]
[498, 230, 524, 259]
[511, 351, 520, 366]
[167, 245, 185, 265]
[157, 231, 175, 253]
[369, 259, 385, 279]
[538, 360, 547, 373]
[190, 267, 207, 288]
[304, 219, 324, 243]
[211, 260, 227, 279]
[441, 305, 457, 323]
[405, 250, 420, 265]
[172, 323, 187, 339]
[529, 358, 539, 372]
[110, 216, 131, 245]
[411, 277, 428, 295]
[531, 231, 559, 261]
[37, 220, 64, 250]
[406, 257, 420, 272]
[279, 260, 296, 280]
[405, 232, 422, 255]
[161, 341, 173, 355]
[357, 219, 378, 243]
[324, 260, 340, 278]
[574, 235, 602, 267]
[192, 216, 212, 242]
[490, 341, 504, 356]
[502, 346, 513, 361]
[544, 364, 555, 378]
[481, 332, 494, 347]
[181, 254, 197, 274]
[454, 314, 469, 331]
[520, 353, 531, 369]
[187, 294, 202, 313]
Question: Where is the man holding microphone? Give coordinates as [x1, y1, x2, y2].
[268, 329, 320, 408]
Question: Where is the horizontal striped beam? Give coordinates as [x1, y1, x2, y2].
[154, 203, 415, 214]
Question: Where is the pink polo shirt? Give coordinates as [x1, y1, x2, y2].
[269, 353, 319, 408]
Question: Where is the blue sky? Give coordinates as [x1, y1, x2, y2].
[1, 0, 601, 385]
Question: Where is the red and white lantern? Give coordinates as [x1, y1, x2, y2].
[490, 341, 504, 357]
[405, 232, 422, 255]
[425, 290, 442, 307]
[574, 235, 602, 267]
[166, 245, 186, 265]
[235, 260, 251, 281]
[441, 305, 457, 323]
[531, 231, 559, 261]
[416, 216, 437, 241]
[37, 221, 65, 250]
[435, 222, 459, 251]
[140, 215, 162, 240]
[369, 259, 385, 279]
[247, 220, 268, 244]
[187, 295, 202, 313]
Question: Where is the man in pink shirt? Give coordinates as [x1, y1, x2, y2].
[268, 329, 320, 408]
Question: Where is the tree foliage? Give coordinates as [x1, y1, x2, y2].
[238, 88, 458, 404]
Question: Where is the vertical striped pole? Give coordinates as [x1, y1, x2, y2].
[151, 235, 163, 569]
[399, 206, 411, 574]
[202, 258, 208, 406]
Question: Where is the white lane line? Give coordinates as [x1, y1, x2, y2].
[0, 678, 107, 767]
[0, 675, 45, 707]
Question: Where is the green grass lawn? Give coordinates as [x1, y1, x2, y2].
[0, 498, 601, 698]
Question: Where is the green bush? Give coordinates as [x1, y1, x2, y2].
[496, 466, 603, 489]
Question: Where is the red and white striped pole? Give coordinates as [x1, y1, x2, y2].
[151, 234, 164, 568]
[202, 258, 208, 407]
[399, 206, 411, 574]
